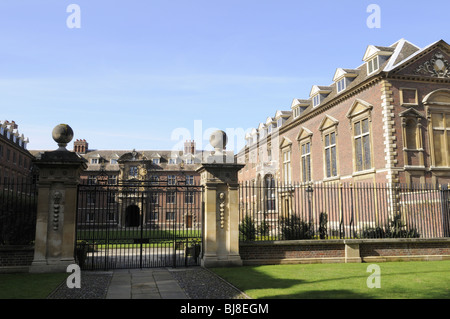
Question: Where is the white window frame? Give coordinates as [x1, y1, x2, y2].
[353, 118, 372, 172]
[367, 56, 379, 75]
[313, 95, 320, 107]
[277, 118, 283, 128]
[168, 175, 176, 185]
[324, 131, 338, 178]
[301, 141, 311, 182]
[185, 175, 194, 185]
[337, 78, 346, 93]
[283, 149, 292, 184]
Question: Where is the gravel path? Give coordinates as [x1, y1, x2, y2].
[170, 267, 249, 299]
[47, 271, 113, 299]
[47, 267, 249, 299]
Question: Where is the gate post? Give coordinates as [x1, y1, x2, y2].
[29, 124, 86, 273]
[197, 131, 244, 267]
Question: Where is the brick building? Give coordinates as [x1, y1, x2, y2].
[33, 139, 206, 229]
[70, 139, 202, 187]
[237, 39, 450, 186]
[0, 120, 33, 186]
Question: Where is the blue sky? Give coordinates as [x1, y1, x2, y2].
[1, 0, 449, 152]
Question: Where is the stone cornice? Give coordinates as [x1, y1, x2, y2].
[280, 76, 383, 134]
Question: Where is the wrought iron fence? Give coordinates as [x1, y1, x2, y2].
[239, 181, 450, 241]
[0, 181, 38, 245]
[75, 180, 203, 269]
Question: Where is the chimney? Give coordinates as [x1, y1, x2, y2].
[184, 140, 196, 155]
[74, 139, 88, 154]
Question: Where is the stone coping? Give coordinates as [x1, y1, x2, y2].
[240, 238, 450, 246]
[0, 245, 34, 251]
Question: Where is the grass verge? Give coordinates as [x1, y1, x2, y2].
[210, 260, 450, 299]
[0, 272, 67, 299]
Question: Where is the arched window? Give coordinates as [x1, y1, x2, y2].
[423, 89, 450, 167]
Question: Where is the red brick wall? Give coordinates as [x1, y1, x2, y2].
[240, 239, 450, 265]
[360, 241, 450, 258]
[240, 242, 345, 261]
[0, 246, 34, 268]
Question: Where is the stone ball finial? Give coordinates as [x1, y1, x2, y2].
[209, 130, 227, 151]
[52, 124, 74, 151]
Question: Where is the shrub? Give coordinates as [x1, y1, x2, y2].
[258, 220, 270, 237]
[239, 215, 256, 241]
[279, 215, 314, 240]
[385, 213, 420, 238]
[319, 212, 328, 239]
[75, 240, 89, 268]
[361, 213, 420, 239]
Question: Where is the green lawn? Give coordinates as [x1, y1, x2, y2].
[0, 273, 67, 299]
[211, 260, 450, 299]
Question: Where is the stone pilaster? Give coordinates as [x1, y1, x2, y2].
[381, 80, 400, 216]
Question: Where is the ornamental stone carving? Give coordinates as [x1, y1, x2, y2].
[218, 192, 225, 229]
[414, 52, 450, 78]
[52, 191, 62, 231]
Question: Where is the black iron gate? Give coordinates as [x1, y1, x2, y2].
[75, 180, 203, 270]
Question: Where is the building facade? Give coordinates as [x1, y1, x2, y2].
[237, 39, 450, 187]
[72, 139, 204, 229]
[0, 120, 33, 186]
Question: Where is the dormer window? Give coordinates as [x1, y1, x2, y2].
[310, 85, 332, 108]
[152, 158, 160, 165]
[363, 45, 394, 76]
[291, 99, 309, 119]
[274, 110, 292, 128]
[333, 68, 358, 94]
[277, 118, 283, 127]
[367, 56, 379, 75]
[91, 158, 99, 164]
[313, 95, 321, 107]
[337, 78, 346, 92]
[169, 158, 176, 164]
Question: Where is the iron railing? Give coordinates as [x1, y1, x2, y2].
[239, 181, 450, 241]
[0, 181, 37, 245]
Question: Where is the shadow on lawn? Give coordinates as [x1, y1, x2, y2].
[213, 266, 374, 299]
[213, 264, 450, 299]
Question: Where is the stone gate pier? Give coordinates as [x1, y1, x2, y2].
[197, 130, 244, 267]
[29, 124, 86, 273]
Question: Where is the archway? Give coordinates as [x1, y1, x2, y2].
[125, 205, 140, 227]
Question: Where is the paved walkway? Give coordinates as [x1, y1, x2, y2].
[106, 268, 189, 299]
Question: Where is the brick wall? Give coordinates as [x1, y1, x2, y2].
[360, 240, 450, 260]
[0, 245, 34, 270]
[240, 240, 346, 265]
[240, 238, 450, 265]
